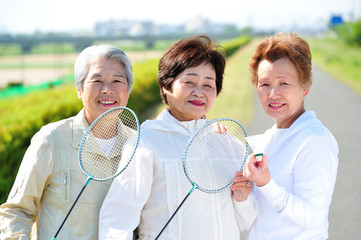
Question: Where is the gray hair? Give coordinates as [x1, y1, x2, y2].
[74, 44, 133, 93]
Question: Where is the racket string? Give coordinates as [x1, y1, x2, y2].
[79, 108, 139, 180]
[184, 119, 248, 193]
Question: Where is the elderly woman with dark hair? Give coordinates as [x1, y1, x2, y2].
[0, 44, 133, 239]
[99, 35, 257, 240]
[243, 33, 338, 239]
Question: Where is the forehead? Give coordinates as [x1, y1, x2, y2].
[88, 57, 124, 71]
[181, 63, 216, 77]
[258, 58, 298, 78]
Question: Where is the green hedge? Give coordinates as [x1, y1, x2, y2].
[335, 20, 361, 47]
[222, 35, 251, 57]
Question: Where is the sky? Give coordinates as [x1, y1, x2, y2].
[0, 0, 360, 34]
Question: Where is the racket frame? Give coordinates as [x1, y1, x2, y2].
[155, 117, 249, 239]
[52, 106, 140, 239]
[78, 106, 140, 182]
[182, 117, 249, 193]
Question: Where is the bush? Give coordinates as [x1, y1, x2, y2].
[222, 35, 251, 57]
[0, 85, 83, 202]
[335, 20, 361, 47]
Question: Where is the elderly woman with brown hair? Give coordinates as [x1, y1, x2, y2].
[99, 35, 257, 240]
[243, 32, 338, 239]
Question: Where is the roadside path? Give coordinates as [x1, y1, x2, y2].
[245, 64, 361, 239]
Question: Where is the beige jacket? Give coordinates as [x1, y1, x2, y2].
[0, 109, 112, 240]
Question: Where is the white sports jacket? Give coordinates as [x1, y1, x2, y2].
[99, 109, 257, 240]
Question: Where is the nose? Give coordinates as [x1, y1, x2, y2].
[192, 84, 203, 97]
[101, 82, 114, 94]
[268, 87, 279, 98]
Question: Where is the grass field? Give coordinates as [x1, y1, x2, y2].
[206, 39, 257, 123]
[307, 37, 361, 95]
[0, 51, 163, 89]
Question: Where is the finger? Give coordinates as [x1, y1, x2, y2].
[234, 170, 244, 177]
[233, 176, 247, 183]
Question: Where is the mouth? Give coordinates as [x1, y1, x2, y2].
[189, 100, 205, 107]
[269, 102, 285, 110]
[99, 100, 117, 106]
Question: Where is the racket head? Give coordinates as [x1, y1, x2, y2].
[78, 107, 140, 181]
[183, 118, 249, 193]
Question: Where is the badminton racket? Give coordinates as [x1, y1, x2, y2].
[155, 117, 249, 239]
[52, 107, 140, 239]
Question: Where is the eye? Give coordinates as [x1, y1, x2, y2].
[204, 83, 215, 88]
[185, 80, 194, 85]
[258, 82, 269, 87]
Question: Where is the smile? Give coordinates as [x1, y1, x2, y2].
[269, 103, 285, 109]
[189, 100, 204, 106]
[99, 100, 116, 105]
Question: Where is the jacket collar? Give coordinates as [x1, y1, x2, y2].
[249, 111, 321, 154]
[142, 108, 208, 136]
[72, 109, 90, 150]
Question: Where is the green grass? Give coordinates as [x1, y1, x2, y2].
[307, 37, 361, 95]
[0, 62, 74, 69]
[206, 39, 256, 123]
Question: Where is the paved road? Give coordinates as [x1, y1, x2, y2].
[245, 64, 361, 239]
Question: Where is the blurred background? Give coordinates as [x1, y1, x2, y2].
[1, 0, 360, 239]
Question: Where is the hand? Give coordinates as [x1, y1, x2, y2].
[230, 170, 253, 202]
[212, 122, 228, 134]
[243, 154, 271, 187]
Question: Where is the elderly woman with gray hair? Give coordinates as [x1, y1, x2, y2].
[0, 44, 133, 240]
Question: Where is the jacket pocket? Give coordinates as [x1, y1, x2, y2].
[69, 170, 96, 205]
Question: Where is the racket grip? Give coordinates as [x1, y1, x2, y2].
[254, 153, 263, 167]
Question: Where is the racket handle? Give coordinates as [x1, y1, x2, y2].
[155, 191, 192, 240]
[52, 178, 91, 239]
[254, 153, 263, 167]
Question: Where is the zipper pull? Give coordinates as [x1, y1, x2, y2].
[63, 173, 67, 185]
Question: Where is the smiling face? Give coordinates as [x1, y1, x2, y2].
[77, 57, 129, 125]
[163, 62, 217, 121]
[256, 57, 310, 128]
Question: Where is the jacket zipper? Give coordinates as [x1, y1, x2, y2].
[63, 172, 68, 200]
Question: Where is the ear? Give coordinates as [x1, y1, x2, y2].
[162, 87, 170, 94]
[303, 86, 310, 97]
[77, 89, 83, 100]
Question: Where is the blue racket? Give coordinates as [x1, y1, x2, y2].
[52, 107, 140, 239]
[155, 117, 249, 239]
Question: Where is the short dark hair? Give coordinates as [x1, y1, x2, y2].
[157, 35, 226, 104]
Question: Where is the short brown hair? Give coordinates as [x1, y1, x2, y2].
[157, 35, 226, 104]
[249, 32, 312, 88]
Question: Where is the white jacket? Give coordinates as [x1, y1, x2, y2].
[247, 111, 338, 240]
[99, 109, 257, 240]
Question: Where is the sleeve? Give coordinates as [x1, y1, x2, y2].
[0, 128, 54, 239]
[258, 133, 338, 229]
[233, 193, 257, 231]
[99, 141, 154, 240]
